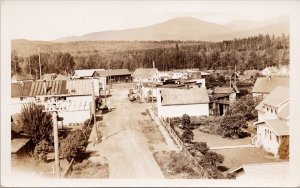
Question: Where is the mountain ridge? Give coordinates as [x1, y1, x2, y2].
[52, 16, 289, 42]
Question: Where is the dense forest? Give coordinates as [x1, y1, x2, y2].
[11, 34, 289, 77]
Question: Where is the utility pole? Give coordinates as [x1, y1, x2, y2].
[152, 61, 155, 105]
[91, 79, 98, 142]
[38, 47, 42, 80]
[43, 97, 61, 178]
[229, 66, 232, 88]
[234, 63, 237, 87]
[28, 57, 32, 75]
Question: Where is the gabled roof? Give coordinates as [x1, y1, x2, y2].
[252, 77, 289, 94]
[262, 86, 289, 107]
[214, 87, 234, 94]
[94, 69, 131, 77]
[132, 68, 158, 78]
[73, 69, 104, 78]
[265, 119, 289, 136]
[160, 88, 209, 106]
[277, 104, 289, 120]
[12, 74, 34, 81]
[29, 80, 67, 96]
[42, 73, 56, 81]
[55, 74, 68, 80]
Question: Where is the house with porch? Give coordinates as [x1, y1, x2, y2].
[253, 86, 289, 157]
[156, 87, 209, 118]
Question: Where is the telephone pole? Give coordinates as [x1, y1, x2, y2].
[43, 97, 61, 178]
[38, 47, 42, 80]
[91, 79, 98, 142]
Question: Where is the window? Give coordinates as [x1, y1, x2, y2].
[265, 129, 267, 137]
[276, 136, 279, 143]
[270, 133, 272, 140]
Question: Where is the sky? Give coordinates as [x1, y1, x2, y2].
[1, 1, 293, 41]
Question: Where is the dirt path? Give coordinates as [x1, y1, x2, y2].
[87, 86, 164, 178]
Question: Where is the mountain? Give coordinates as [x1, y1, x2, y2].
[55, 16, 289, 42]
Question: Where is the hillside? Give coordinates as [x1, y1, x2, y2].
[55, 16, 289, 42]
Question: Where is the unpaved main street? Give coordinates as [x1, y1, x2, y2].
[87, 84, 165, 178]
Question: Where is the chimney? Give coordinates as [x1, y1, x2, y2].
[43, 80, 47, 94]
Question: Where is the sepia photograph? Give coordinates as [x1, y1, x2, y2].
[1, 0, 300, 187]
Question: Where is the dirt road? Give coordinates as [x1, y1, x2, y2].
[87, 84, 164, 178]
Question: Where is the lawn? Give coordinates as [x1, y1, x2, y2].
[193, 129, 252, 148]
[216, 147, 286, 170]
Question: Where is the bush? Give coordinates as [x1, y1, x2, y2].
[219, 114, 247, 138]
[200, 151, 224, 167]
[181, 129, 194, 143]
[21, 103, 53, 144]
[278, 136, 289, 160]
[33, 140, 54, 162]
[193, 142, 209, 154]
[60, 130, 87, 161]
[181, 114, 191, 129]
[227, 94, 262, 121]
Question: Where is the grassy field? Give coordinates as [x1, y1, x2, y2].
[193, 128, 252, 148]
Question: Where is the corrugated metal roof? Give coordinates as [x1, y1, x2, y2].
[94, 69, 131, 77]
[29, 80, 67, 96]
[132, 68, 158, 78]
[66, 79, 93, 96]
[214, 87, 234, 94]
[262, 86, 289, 107]
[160, 88, 209, 106]
[265, 119, 289, 136]
[252, 77, 289, 94]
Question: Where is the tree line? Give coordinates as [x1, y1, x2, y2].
[11, 34, 289, 77]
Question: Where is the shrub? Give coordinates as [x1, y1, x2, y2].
[193, 142, 209, 154]
[21, 103, 53, 144]
[60, 130, 87, 161]
[181, 129, 194, 143]
[200, 151, 224, 167]
[219, 114, 247, 138]
[227, 94, 262, 121]
[278, 136, 289, 160]
[33, 140, 54, 162]
[181, 114, 191, 129]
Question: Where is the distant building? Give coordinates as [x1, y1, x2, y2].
[252, 77, 289, 98]
[238, 75, 253, 82]
[93, 69, 131, 83]
[253, 86, 289, 156]
[132, 68, 160, 83]
[156, 88, 209, 118]
[42, 73, 57, 81]
[11, 74, 34, 83]
[211, 86, 238, 116]
[72, 69, 104, 79]
[230, 162, 289, 180]
[261, 66, 289, 77]
[243, 69, 261, 77]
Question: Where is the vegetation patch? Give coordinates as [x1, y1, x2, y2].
[68, 159, 109, 179]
